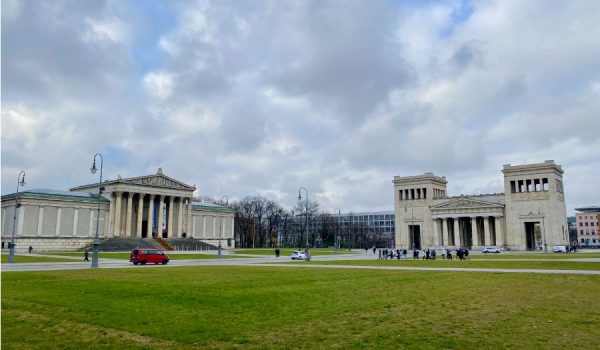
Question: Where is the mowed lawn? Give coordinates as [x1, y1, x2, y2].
[233, 248, 355, 256]
[470, 253, 600, 260]
[297, 259, 600, 270]
[46, 252, 252, 260]
[2, 267, 599, 349]
[0, 255, 76, 263]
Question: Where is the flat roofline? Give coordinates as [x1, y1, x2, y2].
[575, 206, 600, 212]
[393, 172, 447, 184]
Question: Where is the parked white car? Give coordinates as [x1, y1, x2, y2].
[552, 245, 567, 253]
[291, 251, 307, 260]
[482, 246, 501, 253]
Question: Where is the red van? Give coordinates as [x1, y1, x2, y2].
[130, 248, 170, 265]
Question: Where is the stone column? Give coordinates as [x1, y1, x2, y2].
[125, 192, 133, 237]
[167, 196, 175, 238]
[178, 198, 184, 237]
[114, 191, 122, 237]
[147, 195, 155, 238]
[453, 218, 460, 247]
[157, 195, 164, 238]
[108, 195, 115, 237]
[471, 216, 479, 247]
[432, 219, 439, 246]
[136, 194, 144, 237]
[494, 216, 504, 246]
[442, 218, 449, 247]
[187, 197, 193, 235]
[484, 216, 491, 246]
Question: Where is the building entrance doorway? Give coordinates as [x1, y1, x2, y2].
[141, 220, 148, 238]
[524, 222, 542, 251]
[409, 225, 421, 250]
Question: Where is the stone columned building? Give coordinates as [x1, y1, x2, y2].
[1, 168, 235, 251]
[393, 161, 568, 251]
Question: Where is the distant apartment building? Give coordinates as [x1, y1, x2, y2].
[575, 206, 600, 247]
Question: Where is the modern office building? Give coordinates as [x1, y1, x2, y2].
[393, 160, 569, 251]
[575, 206, 600, 247]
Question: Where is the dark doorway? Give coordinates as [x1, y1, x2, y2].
[141, 220, 148, 238]
[409, 225, 421, 250]
[524, 222, 536, 251]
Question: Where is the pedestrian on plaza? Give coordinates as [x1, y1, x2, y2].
[365, 247, 368, 253]
[431, 249, 436, 260]
[28, 245, 33, 253]
[396, 249, 401, 260]
[378, 249, 382, 260]
[425, 249, 430, 260]
[275, 248, 280, 258]
[373, 246, 377, 254]
[446, 249, 452, 260]
[84, 248, 89, 262]
[464, 249, 469, 260]
[413, 249, 419, 260]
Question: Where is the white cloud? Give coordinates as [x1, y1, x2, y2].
[2, 0, 599, 216]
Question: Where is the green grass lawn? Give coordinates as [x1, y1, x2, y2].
[295, 259, 600, 270]
[470, 253, 600, 259]
[0, 255, 76, 263]
[2, 266, 599, 349]
[233, 248, 355, 256]
[45, 252, 253, 260]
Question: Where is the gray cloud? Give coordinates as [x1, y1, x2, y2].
[2, 0, 599, 215]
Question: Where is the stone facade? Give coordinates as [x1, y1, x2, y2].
[394, 160, 569, 251]
[1, 169, 235, 251]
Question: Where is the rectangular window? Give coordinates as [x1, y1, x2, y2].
[542, 178, 549, 191]
[510, 181, 516, 193]
[580, 230, 584, 234]
[423, 188, 427, 199]
[411, 188, 415, 200]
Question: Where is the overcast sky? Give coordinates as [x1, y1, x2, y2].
[2, 0, 599, 215]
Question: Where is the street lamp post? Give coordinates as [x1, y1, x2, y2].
[334, 208, 341, 255]
[90, 153, 104, 268]
[218, 196, 228, 258]
[8, 171, 26, 264]
[298, 187, 310, 261]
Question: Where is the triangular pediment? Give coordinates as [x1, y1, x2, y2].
[432, 197, 503, 210]
[118, 174, 195, 191]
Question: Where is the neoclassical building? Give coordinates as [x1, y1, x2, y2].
[393, 160, 569, 251]
[1, 168, 235, 251]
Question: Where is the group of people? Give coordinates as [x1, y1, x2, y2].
[373, 247, 471, 261]
[376, 248, 410, 260]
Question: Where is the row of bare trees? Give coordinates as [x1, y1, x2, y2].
[199, 195, 392, 248]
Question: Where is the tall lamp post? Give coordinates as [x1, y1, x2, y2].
[298, 187, 310, 261]
[333, 208, 341, 255]
[217, 196, 228, 258]
[8, 171, 26, 264]
[90, 153, 104, 268]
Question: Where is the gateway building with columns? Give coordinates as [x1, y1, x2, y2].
[393, 160, 569, 251]
[1, 168, 235, 251]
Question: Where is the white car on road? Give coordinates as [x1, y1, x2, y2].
[291, 251, 307, 260]
[482, 246, 501, 253]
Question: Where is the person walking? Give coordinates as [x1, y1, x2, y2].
[413, 249, 419, 260]
[83, 248, 89, 262]
[396, 249, 401, 260]
[275, 248, 280, 258]
[431, 249, 436, 260]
